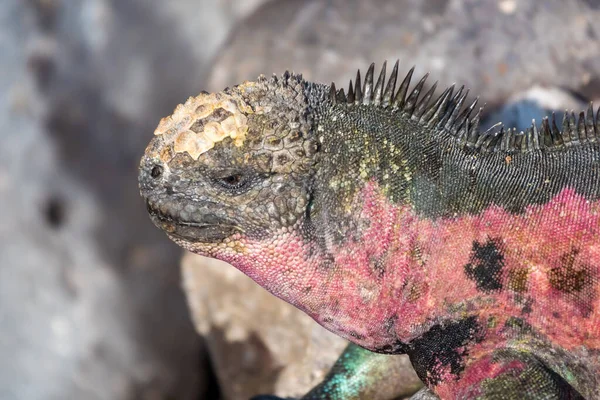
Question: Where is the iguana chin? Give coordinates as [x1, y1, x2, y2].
[139, 60, 599, 399]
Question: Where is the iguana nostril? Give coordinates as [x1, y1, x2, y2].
[151, 165, 163, 178]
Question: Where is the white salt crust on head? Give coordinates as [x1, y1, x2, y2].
[153, 91, 253, 160]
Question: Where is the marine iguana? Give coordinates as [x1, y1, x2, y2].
[139, 61, 599, 399]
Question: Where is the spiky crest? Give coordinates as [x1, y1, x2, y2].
[320, 61, 599, 153]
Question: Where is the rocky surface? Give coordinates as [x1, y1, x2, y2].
[0, 1, 265, 399]
[209, 0, 600, 111]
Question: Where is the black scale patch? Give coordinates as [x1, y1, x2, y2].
[407, 316, 484, 386]
[464, 238, 505, 292]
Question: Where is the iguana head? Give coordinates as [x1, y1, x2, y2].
[139, 74, 322, 285]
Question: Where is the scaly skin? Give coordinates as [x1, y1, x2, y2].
[139, 61, 599, 399]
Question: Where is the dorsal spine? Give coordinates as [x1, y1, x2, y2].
[319, 61, 599, 153]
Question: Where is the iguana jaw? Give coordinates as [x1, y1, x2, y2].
[145, 198, 240, 242]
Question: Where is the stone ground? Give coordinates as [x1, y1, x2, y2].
[0, 1, 263, 399]
[1, 1, 599, 400]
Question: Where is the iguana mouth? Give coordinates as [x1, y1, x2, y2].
[145, 199, 239, 242]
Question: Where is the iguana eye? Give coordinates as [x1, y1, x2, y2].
[213, 172, 251, 192]
[220, 174, 243, 186]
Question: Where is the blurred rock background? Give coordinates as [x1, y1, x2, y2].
[1, 1, 265, 399]
[1, 0, 599, 399]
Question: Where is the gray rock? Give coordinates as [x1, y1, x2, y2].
[209, 0, 600, 108]
[0, 0, 268, 399]
[0, 2, 152, 398]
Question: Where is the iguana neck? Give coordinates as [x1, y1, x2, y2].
[311, 102, 443, 238]
[278, 103, 447, 348]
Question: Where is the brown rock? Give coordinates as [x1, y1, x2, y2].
[182, 254, 422, 399]
[182, 254, 347, 398]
